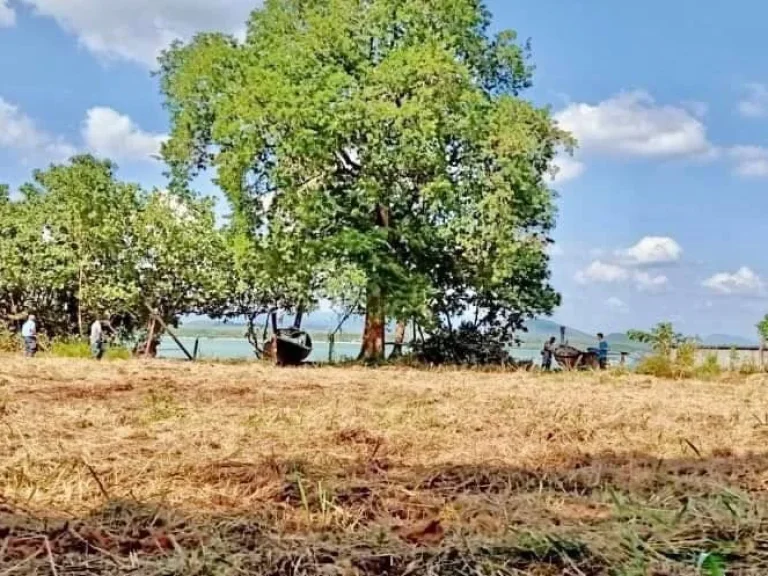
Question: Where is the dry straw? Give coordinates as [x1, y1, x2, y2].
[1, 358, 767, 573]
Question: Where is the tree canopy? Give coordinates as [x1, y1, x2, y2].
[0, 156, 229, 346]
[159, 0, 570, 360]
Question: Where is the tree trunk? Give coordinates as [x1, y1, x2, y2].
[389, 319, 407, 359]
[359, 283, 386, 361]
[77, 263, 84, 337]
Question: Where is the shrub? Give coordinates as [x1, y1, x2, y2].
[675, 340, 697, 374]
[635, 354, 675, 378]
[49, 339, 131, 360]
[696, 354, 722, 380]
[412, 323, 514, 366]
[739, 360, 762, 376]
[729, 347, 740, 372]
[0, 326, 20, 353]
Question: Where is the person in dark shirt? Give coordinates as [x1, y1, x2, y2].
[541, 337, 556, 371]
[597, 333, 609, 369]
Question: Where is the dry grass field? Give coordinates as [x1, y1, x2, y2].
[1, 358, 768, 574]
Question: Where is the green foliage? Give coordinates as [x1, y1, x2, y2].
[757, 314, 768, 343]
[49, 339, 131, 360]
[159, 0, 569, 358]
[632, 323, 705, 378]
[0, 325, 20, 353]
[729, 347, 740, 371]
[697, 552, 726, 576]
[635, 354, 675, 378]
[628, 323, 684, 358]
[0, 156, 231, 343]
[697, 354, 722, 380]
[676, 339, 697, 372]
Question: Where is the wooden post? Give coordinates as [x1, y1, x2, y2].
[293, 305, 305, 330]
[761, 338, 765, 368]
[152, 314, 194, 361]
[193, 337, 200, 360]
[328, 333, 335, 363]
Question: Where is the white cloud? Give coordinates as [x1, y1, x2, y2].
[547, 155, 585, 184]
[555, 91, 713, 158]
[20, 0, 255, 65]
[703, 267, 764, 296]
[0, 97, 76, 161]
[83, 107, 166, 162]
[620, 236, 683, 266]
[738, 83, 768, 118]
[575, 261, 629, 284]
[683, 101, 708, 118]
[0, 0, 15, 27]
[729, 146, 768, 178]
[634, 271, 669, 292]
[605, 297, 628, 313]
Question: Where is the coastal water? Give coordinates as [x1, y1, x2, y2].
[158, 337, 542, 363]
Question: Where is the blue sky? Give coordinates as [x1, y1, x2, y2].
[1, 0, 767, 338]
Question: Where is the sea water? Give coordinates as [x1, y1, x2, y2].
[157, 337, 542, 364]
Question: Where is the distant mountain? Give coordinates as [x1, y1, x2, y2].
[701, 334, 758, 347]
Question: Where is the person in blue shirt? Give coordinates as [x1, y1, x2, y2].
[21, 314, 38, 357]
[597, 333, 609, 369]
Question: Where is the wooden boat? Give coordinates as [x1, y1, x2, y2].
[274, 328, 313, 365]
[554, 344, 599, 370]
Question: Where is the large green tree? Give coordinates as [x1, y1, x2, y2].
[159, 0, 569, 360]
[0, 157, 230, 345]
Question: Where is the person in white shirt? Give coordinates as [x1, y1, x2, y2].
[90, 319, 105, 360]
[21, 314, 37, 357]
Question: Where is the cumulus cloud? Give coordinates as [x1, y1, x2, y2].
[605, 297, 628, 313]
[0, 97, 76, 161]
[634, 271, 669, 292]
[577, 236, 679, 291]
[83, 107, 166, 162]
[555, 91, 714, 158]
[738, 83, 768, 118]
[575, 261, 629, 284]
[729, 146, 768, 178]
[547, 155, 585, 184]
[19, 0, 255, 65]
[576, 262, 669, 292]
[619, 236, 683, 266]
[703, 267, 765, 296]
[0, 0, 15, 27]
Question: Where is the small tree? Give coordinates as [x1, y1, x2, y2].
[757, 314, 768, 344]
[628, 322, 685, 358]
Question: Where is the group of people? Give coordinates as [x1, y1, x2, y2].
[20, 314, 107, 359]
[540, 333, 609, 371]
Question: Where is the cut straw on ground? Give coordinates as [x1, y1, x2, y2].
[1, 358, 768, 574]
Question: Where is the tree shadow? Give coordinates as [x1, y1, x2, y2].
[2, 449, 768, 574]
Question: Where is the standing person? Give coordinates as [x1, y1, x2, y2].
[541, 336, 556, 371]
[597, 333, 609, 370]
[21, 314, 38, 357]
[90, 318, 105, 360]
